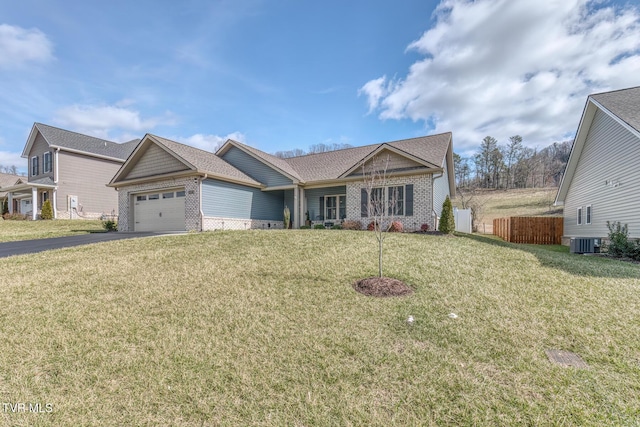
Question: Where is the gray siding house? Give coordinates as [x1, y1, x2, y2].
[110, 133, 455, 232]
[555, 87, 640, 241]
[4, 123, 138, 220]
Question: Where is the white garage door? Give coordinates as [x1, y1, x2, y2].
[134, 189, 186, 232]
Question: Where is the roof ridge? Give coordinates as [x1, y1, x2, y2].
[589, 86, 640, 98]
[35, 122, 120, 145]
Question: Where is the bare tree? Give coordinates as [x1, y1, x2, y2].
[362, 155, 400, 278]
[457, 187, 490, 232]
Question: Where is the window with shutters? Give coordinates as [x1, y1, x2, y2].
[361, 184, 413, 217]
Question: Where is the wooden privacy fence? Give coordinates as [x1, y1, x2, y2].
[493, 216, 563, 245]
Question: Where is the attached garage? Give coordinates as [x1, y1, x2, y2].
[133, 189, 186, 231]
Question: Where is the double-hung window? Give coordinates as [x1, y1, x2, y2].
[31, 156, 39, 176]
[586, 205, 592, 225]
[577, 207, 583, 225]
[388, 186, 404, 216]
[43, 151, 52, 173]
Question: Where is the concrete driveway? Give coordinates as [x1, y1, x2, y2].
[0, 232, 171, 259]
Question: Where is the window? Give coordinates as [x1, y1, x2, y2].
[586, 205, 592, 224]
[148, 194, 159, 200]
[361, 185, 414, 217]
[136, 195, 147, 201]
[176, 190, 186, 197]
[31, 156, 39, 176]
[162, 192, 174, 199]
[577, 207, 582, 225]
[388, 186, 404, 216]
[324, 195, 346, 220]
[43, 151, 52, 173]
[42, 192, 49, 204]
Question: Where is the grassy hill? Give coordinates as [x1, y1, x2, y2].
[454, 187, 561, 233]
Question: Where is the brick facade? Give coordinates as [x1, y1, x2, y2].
[117, 176, 200, 232]
[345, 173, 434, 231]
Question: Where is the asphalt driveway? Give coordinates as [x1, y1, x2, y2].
[0, 232, 170, 259]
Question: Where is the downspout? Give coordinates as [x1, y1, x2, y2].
[53, 148, 60, 219]
[432, 171, 444, 230]
[199, 174, 208, 231]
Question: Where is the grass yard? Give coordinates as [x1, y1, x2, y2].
[0, 219, 105, 242]
[0, 230, 639, 425]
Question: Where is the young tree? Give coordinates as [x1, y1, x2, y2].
[40, 200, 53, 220]
[362, 155, 400, 278]
[438, 196, 455, 234]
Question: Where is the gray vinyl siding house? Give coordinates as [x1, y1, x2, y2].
[555, 87, 640, 241]
[5, 123, 138, 220]
[110, 133, 455, 232]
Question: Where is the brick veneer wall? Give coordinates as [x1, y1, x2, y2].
[202, 217, 285, 230]
[345, 173, 435, 231]
[117, 176, 201, 231]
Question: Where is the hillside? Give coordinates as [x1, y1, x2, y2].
[454, 187, 562, 234]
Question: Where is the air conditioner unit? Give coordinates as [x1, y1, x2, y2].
[570, 237, 601, 254]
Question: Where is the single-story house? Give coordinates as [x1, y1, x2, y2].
[555, 86, 640, 241]
[4, 123, 138, 220]
[109, 132, 455, 232]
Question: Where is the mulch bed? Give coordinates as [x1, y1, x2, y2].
[352, 276, 414, 297]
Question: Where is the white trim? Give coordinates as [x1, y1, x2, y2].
[577, 206, 583, 225]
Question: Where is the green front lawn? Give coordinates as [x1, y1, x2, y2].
[0, 230, 638, 425]
[0, 219, 105, 242]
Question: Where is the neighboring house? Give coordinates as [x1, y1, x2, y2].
[0, 172, 26, 212]
[109, 133, 455, 232]
[4, 123, 138, 220]
[555, 86, 640, 242]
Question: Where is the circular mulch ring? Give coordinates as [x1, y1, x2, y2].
[352, 276, 414, 297]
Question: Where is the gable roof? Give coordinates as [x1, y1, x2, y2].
[110, 134, 262, 187]
[284, 133, 453, 183]
[217, 139, 304, 183]
[22, 123, 139, 161]
[555, 86, 640, 205]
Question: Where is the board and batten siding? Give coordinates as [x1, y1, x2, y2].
[432, 160, 451, 217]
[201, 178, 283, 220]
[564, 109, 640, 239]
[124, 143, 189, 180]
[220, 146, 293, 187]
[28, 133, 54, 181]
[57, 151, 122, 215]
[304, 186, 347, 221]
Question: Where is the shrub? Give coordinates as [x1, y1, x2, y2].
[367, 220, 378, 231]
[342, 220, 362, 230]
[313, 224, 326, 229]
[3, 212, 27, 220]
[299, 225, 311, 229]
[606, 221, 640, 260]
[438, 196, 455, 234]
[103, 219, 118, 232]
[388, 221, 403, 232]
[1, 199, 8, 215]
[40, 200, 53, 220]
[420, 223, 430, 232]
[331, 224, 342, 230]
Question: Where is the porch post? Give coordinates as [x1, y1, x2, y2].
[293, 186, 299, 228]
[52, 189, 57, 219]
[299, 187, 305, 227]
[7, 192, 13, 214]
[31, 187, 37, 220]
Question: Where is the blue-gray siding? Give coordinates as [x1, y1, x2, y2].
[221, 146, 293, 187]
[564, 109, 640, 238]
[202, 178, 283, 220]
[305, 186, 346, 220]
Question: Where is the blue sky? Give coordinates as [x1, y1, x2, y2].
[1, 0, 639, 173]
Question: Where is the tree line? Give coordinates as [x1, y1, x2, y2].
[274, 142, 353, 159]
[455, 136, 571, 189]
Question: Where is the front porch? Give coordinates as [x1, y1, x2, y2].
[4, 179, 57, 220]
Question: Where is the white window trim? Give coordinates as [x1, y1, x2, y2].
[31, 156, 39, 176]
[43, 151, 52, 173]
[585, 205, 592, 225]
[369, 185, 407, 217]
[324, 194, 346, 221]
[577, 206, 582, 225]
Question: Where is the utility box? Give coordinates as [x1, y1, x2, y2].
[570, 237, 601, 254]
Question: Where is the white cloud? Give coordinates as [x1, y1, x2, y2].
[176, 132, 246, 152]
[0, 150, 27, 173]
[0, 24, 54, 68]
[360, 0, 640, 154]
[53, 103, 175, 140]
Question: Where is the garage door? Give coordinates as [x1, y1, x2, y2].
[134, 189, 186, 231]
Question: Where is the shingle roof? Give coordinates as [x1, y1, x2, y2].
[33, 123, 139, 160]
[590, 86, 640, 133]
[0, 172, 23, 189]
[147, 135, 262, 186]
[283, 133, 452, 182]
[225, 140, 304, 182]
